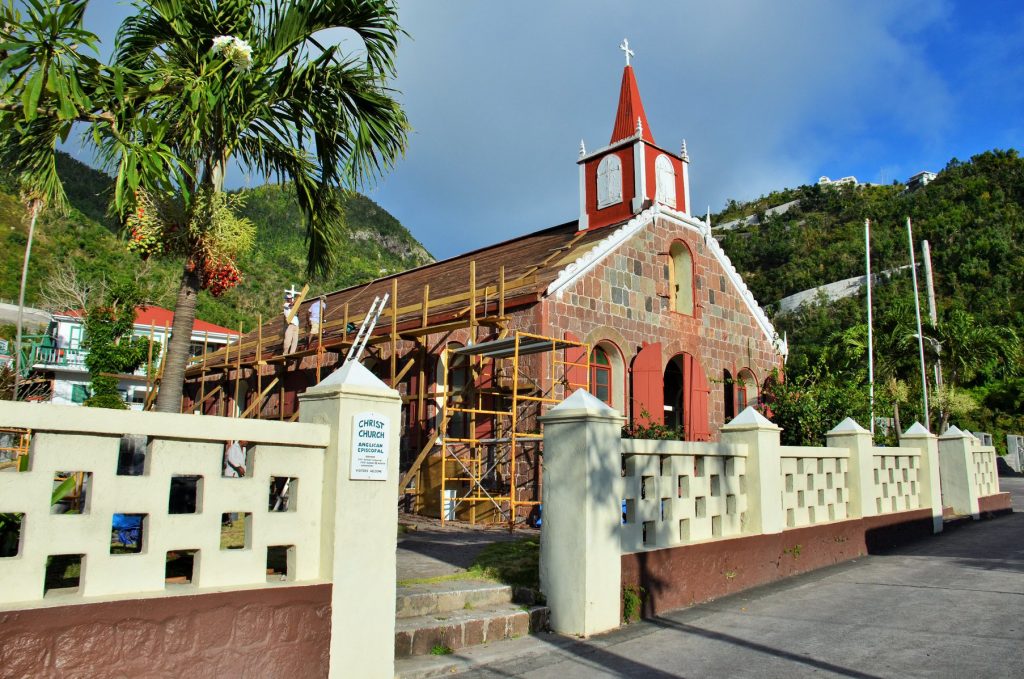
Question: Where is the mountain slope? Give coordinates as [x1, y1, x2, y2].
[0, 153, 433, 331]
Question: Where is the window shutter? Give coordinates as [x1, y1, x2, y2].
[685, 354, 712, 441]
[631, 342, 663, 426]
[563, 332, 588, 395]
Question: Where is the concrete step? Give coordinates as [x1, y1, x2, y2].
[394, 602, 549, 659]
[396, 579, 514, 619]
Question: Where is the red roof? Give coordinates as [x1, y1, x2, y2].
[610, 65, 654, 145]
[62, 306, 239, 336]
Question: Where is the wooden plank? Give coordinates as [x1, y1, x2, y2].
[285, 284, 309, 325]
[240, 378, 278, 419]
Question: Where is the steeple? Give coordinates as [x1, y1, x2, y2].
[577, 41, 689, 232]
[610, 47, 654, 144]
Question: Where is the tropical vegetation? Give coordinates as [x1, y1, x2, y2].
[718, 150, 1024, 451]
[0, 0, 410, 412]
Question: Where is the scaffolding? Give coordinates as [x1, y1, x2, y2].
[432, 331, 589, 529]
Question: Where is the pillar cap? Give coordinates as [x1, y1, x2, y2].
[721, 406, 780, 432]
[826, 417, 869, 436]
[540, 388, 624, 423]
[901, 422, 933, 439]
[938, 424, 972, 440]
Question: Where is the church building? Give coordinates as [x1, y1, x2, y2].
[184, 44, 787, 524]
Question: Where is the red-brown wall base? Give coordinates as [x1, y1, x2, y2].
[978, 492, 1013, 517]
[0, 584, 331, 679]
[621, 510, 938, 618]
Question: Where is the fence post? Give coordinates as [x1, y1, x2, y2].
[539, 389, 624, 637]
[937, 426, 981, 519]
[299, 361, 402, 679]
[899, 422, 943, 533]
[826, 418, 875, 519]
[720, 407, 783, 535]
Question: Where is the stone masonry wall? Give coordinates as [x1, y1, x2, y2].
[544, 215, 782, 437]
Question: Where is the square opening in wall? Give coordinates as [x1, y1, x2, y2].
[695, 496, 706, 518]
[166, 549, 198, 585]
[267, 545, 294, 582]
[659, 455, 671, 476]
[679, 518, 690, 542]
[836, 487, 844, 503]
[711, 514, 722, 537]
[621, 454, 631, 478]
[169, 475, 202, 514]
[117, 435, 149, 476]
[51, 472, 91, 515]
[826, 472, 834, 489]
[726, 494, 736, 515]
[642, 521, 655, 546]
[0, 513, 24, 557]
[677, 475, 689, 499]
[797, 490, 805, 508]
[808, 506, 816, 524]
[796, 459, 804, 474]
[739, 474, 747, 493]
[660, 498, 671, 521]
[725, 457, 736, 477]
[694, 456, 705, 477]
[45, 554, 83, 595]
[785, 474, 794, 493]
[269, 477, 298, 512]
[110, 513, 147, 554]
[641, 475, 654, 499]
[806, 473, 814, 490]
[828, 504, 836, 521]
[221, 512, 252, 550]
[817, 489, 825, 506]
[710, 474, 721, 497]
[786, 508, 795, 528]
[622, 499, 635, 525]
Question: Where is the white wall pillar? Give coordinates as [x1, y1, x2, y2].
[826, 418, 876, 519]
[899, 422, 943, 533]
[299, 362, 402, 679]
[720, 407, 783, 535]
[539, 389, 624, 637]
[937, 426, 981, 519]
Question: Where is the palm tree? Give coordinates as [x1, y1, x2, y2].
[105, 0, 408, 412]
[0, 0, 408, 412]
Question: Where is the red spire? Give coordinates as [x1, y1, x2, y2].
[610, 66, 654, 144]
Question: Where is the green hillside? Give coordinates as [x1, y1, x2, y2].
[714, 149, 1024, 448]
[0, 153, 433, 331]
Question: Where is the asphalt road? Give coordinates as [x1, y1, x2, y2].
[458, 478, 1024, 679]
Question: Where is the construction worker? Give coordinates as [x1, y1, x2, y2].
[283, 293, 300, 354]
[307, 295, 326, 348]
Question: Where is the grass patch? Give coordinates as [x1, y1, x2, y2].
[397, 571, 487, 587]
[466, 538, 539, 591]
[430, 644, 454, 656]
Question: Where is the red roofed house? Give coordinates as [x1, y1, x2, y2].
[28, 305, 238, 409]
[185, 50, 787, 523]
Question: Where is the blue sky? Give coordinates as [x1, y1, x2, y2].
[75, 1, 1024, 260]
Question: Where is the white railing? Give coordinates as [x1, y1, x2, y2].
[0, 402, 329, 605]
[779, 446, 851, 528]
[870, 449, 923, 514]
[620, 439, 747, 553]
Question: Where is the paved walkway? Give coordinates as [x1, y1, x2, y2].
[397, 515, 531, 582]
[452, 478, 1024, 678]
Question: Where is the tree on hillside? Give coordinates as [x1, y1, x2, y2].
[0, 0, 408, 412]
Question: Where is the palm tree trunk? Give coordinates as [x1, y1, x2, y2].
[13, 199, 43, 401]
[155, 262, 201, 413]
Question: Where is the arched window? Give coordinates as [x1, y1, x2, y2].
[590, 347, 612, 405]
[669, 241, 694, 315]
[736, 368, 757, 411]
[597, 155, 622, 208]
[655, 155, 676, 208]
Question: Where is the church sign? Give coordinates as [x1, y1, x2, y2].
[350, 412, 390, 480]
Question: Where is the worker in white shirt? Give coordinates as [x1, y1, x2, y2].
[283, 293, 300, 354]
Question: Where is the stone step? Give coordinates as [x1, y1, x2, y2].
[396, 579, 514, 619]
[394, 602, 549, 659]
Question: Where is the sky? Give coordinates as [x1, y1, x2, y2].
[74, 1, 1024, 261]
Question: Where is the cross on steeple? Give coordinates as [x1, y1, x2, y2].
[620, 38, 634, 67]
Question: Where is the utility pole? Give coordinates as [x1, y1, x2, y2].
[922, 240, 942, 391]
[907, 218, 930, 431]
[865, 219, 875, 436]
